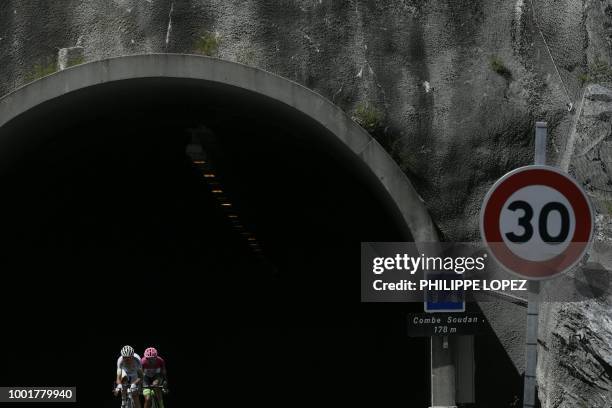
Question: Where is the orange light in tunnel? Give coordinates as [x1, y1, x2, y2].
[212, 189, 223, 193]
[193, 160, 206, 164]
[204, 174, 215, 178]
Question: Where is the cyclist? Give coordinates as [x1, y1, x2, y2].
[114, 345, 143, 408]
[141, 347, 167, 408]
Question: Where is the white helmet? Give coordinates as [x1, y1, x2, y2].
[121, 345, 134, 357]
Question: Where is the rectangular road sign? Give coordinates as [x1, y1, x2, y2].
[407, 313, 487, 337]
[424, 273, 466, 312]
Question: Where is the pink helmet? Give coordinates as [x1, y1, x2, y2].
[144, 347, 158, 358]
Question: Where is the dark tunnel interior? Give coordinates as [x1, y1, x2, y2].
[0, 78, 431, 407]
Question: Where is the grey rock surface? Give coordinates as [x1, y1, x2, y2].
[58, 46, 84, 70]
[1, 1, 612, 406]
[538, 293, 612, 408]
[537, 83, 612, 408]
[0, 2, 564, 238]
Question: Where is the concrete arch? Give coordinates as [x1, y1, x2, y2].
[0, 54, 436, 242]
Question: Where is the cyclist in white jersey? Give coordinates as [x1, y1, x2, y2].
[114, 345, 143, 408]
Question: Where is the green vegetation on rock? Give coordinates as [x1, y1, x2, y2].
[581, 59, 612, 84]
[490, 56, 512, 80]
[195, 32, 220, 57]
[25, 59, 57, 82]
[353, 103, 383, 132]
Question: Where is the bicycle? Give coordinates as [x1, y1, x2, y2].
[113, 382, 140, 408]
[142, 384, 168, 408]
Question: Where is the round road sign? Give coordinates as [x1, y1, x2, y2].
[480, 165, 593, 280]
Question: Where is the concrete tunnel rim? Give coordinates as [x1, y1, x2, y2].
[0, 53, 438, 242]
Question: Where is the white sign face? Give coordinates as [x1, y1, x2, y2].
[480, 166, 593, 280]
[500, 185, 576, 262]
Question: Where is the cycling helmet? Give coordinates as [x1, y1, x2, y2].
[144, 347, 158, 359]
[121, 345, 135, 357]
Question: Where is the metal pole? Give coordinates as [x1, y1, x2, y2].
[535, 122, 547, 165]
[431, 336, 456, 408]
[523, 122, 546, 408]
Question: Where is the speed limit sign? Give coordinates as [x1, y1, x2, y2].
[480, 165, 593, 280]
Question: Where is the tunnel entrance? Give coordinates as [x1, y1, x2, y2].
[0, 56, 435, 406]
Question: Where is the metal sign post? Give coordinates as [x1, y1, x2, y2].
[427, 274, 473, 407]
[480, 121, 593, 408]
[522, 122, 546, 408]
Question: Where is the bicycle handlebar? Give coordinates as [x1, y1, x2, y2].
[112, 384, 139, 393]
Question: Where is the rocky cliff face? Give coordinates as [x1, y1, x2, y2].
[0, 0, 589, 240]
[0, 0, 611, 406]
[538, 298, 612, 407]
[537, 84, 612, 408]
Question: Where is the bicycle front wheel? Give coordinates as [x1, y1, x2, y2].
[151, 392, 160, 408]
[121, 393, 132, 408]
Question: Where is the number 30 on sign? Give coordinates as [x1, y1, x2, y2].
[480, 165, 593, 280]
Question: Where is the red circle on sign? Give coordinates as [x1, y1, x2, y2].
[480, 166, 593, 279]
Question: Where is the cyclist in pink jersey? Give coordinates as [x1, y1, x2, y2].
[141, 347, 168, 408]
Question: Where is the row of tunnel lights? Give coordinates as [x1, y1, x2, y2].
[191, 159, 263, 255]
